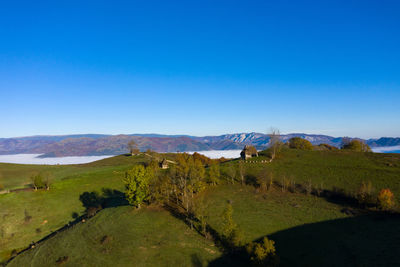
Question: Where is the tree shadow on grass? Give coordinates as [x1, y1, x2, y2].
[4, 188, 128, 266]
[79, 188, 128, 209]
[209, 213, 400, 267]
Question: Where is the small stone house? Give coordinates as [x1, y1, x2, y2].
[160, 159, 169, 169]
[240, 145, 258, 160]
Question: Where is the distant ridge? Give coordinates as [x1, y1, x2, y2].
[0, 133, 399, 157]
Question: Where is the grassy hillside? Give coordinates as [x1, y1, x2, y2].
[0, 154, 155, 262]
[8, 184, 400, 267]
[7, 206, 220, 267]
[0, 154, 154, 190]
[197, 185, 400, 266]
[1, 149, 400, 266]
[221, 148, 400, 200]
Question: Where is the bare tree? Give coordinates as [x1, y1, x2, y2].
[128, 139, 139, 156]
[226, 165, 236, 184]
[268, 127, 282, 161]
[341, 137, 351, 149]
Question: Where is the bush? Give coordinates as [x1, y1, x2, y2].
[377, 188, 395, 211]
[11, 249, 18, 257]
[0, 183, 4, 190]
[288, 137, 313, 150]
[341, 139, 371, 152]
[56, 256, 69, 265]
[355, 181, 374, 206]
[246, 237, 279, 266]
[317, 143, 338, 151]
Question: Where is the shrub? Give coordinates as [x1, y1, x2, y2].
[56, 256, 69, 265]
[11, 249, 18, 257]
[246, 237, 279, 266]
[0, 183, 4, 190]
[317, 143, 338, 151]
[377, 188, 395, 211]
[87, 206, 102, 217]
[355, 181, 374, 206]
[304, 179, 312, 195]
[288, 137, 313, 150]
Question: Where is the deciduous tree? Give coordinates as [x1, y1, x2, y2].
[222, 202, 243, 248]
[124, 165, 152, 208]
[288, 137, 313, 150]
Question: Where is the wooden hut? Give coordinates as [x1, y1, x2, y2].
[240, 145, 258, 160]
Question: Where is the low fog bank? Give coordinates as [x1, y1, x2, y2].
[187, 150, 241, 159]
[0, 154, 115, 165]
[372, 145, 400, 153]
[1, 147, 398, 165]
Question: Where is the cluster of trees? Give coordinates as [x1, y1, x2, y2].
[341, 138, 372, 152]
[30, 173, 51, 191]
[288, 137, 313, 150]
[123, 153, 221, 214]
[284, 136, 371, 153]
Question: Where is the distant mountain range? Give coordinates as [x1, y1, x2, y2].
[0, 133, 399, 157]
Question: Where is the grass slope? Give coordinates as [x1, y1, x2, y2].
[8, 206, 220, 267]
[0, 155, 154, 261]
[200, 185, 400, 267]
[221, 149, 400, 200]
[1, 150, 400, 265]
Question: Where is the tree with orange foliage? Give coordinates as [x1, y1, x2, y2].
[377, 188, 395, 211]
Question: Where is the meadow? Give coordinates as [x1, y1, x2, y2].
[1, 148, 400, 266]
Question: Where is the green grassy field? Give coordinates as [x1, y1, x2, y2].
[198, 185, 400, 266]
[0, 154, 157, 190]
[7, 206, 220, 267]
[221, 148, 400, 200]
[1, 149, 400, 266]
[0, 154, 153, 262]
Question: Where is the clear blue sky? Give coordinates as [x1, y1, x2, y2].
[1, 0, 399, 139]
